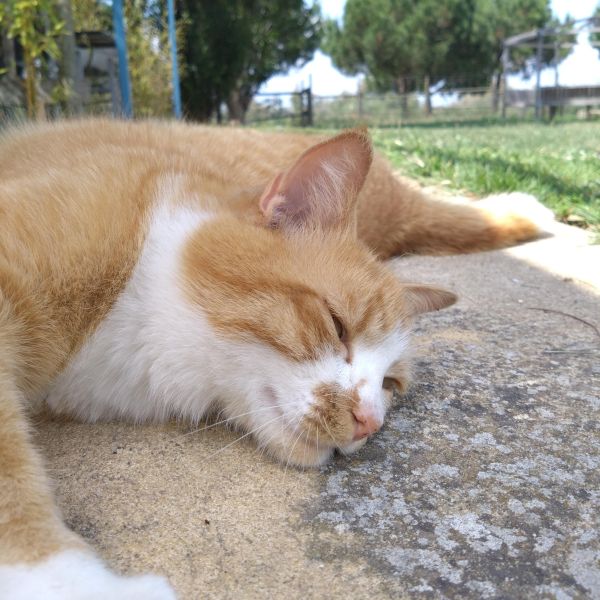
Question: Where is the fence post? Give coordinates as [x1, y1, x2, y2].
[306, 80, 313, 127]
[112, 0, 133, 118]
[299, 90, 306, 126]
[300, 85, 313, 127]
[423, 74, 432, 115]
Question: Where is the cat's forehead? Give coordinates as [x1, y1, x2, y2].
[291, 234, 407, 332]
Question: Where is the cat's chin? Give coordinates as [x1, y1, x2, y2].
[261, 434, 334, 468]
[263, 434, 370, 468]
[336, 437, 369, 456]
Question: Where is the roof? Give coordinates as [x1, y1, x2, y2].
[75, 31, 115, 49]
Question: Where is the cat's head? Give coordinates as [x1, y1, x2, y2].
[182, 130, 455, 466]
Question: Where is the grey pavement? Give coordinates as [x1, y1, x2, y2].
[36, 219, 600, 599]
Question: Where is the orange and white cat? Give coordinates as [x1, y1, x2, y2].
[0, 120, 552, 598]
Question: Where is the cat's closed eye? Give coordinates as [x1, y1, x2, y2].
[332, 314, 345, 341]
[330, 312, 351, 361]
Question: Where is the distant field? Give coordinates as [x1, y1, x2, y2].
[371, 121, 600, 232]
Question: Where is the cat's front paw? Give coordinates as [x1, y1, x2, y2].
[0, 550, 176, 600]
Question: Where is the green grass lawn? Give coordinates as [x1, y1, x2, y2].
[370, 120, 600, 232]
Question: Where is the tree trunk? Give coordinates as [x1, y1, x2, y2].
[24, 53, 36, 119]
[226, 88, 246, 124]
[227, 86, 254, 125]
[423, 74, 432, 116]
[396, 76, 409, 118]
[491, 72, 501, 113]
[56, 0, 81, 114]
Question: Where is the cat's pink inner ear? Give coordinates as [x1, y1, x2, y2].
[259, 129, 373, 230]
[259, 173, 284, 216]
[402, 284, 457, 316]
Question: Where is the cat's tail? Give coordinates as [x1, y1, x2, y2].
[357, 158, 554, 259]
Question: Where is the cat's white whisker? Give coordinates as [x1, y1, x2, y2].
[284, 424, 307, 476]
[302, 423, 314, 468]
[283, 432, 300, 477]
[202, 412, 287, 462]
[174, 401, 299, 441]
[317, 413, 339, 447]
[252, 403, 309, 465]
[280, 406, 306, 477]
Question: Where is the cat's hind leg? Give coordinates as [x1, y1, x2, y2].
[358, 170, 553, 259]
[0, 344, 175, 598]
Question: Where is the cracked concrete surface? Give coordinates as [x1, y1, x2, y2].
[36, 221, 599, 599]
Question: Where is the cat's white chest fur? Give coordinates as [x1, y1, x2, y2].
[46, 205, 219, 423]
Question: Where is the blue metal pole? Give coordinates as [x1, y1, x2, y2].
[167, 0, 182, 119]
[112, 0, 133, 118]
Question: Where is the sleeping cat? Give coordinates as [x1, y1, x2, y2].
[0, 120, 551, 598]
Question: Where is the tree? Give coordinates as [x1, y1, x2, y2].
[323, 0, 413, 90]
[0, 0, 64, 118]
[1, 19, 17, 78]
[225, 1, 321, 122]
[177, 1, 241, 121]
[72, 0, 111, 31]
[323, 0, 552, 115]
[178, 0, 321, 122]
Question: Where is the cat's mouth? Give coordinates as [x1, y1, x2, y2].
[259, 385, 373, 465]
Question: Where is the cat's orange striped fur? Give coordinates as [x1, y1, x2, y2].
[0, 119, 550, 598]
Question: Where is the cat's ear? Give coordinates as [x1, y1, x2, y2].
[402, 284, 457, 315]
[259, 129, 372, 231]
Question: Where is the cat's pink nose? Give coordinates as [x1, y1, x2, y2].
[352, 408, 382, 440]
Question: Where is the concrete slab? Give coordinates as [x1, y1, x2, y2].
[35, 221, 600, 599]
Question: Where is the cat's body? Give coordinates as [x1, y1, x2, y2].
[0, 120, 550, 598]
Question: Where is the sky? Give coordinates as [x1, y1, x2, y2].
[261, 0, 600, 95]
